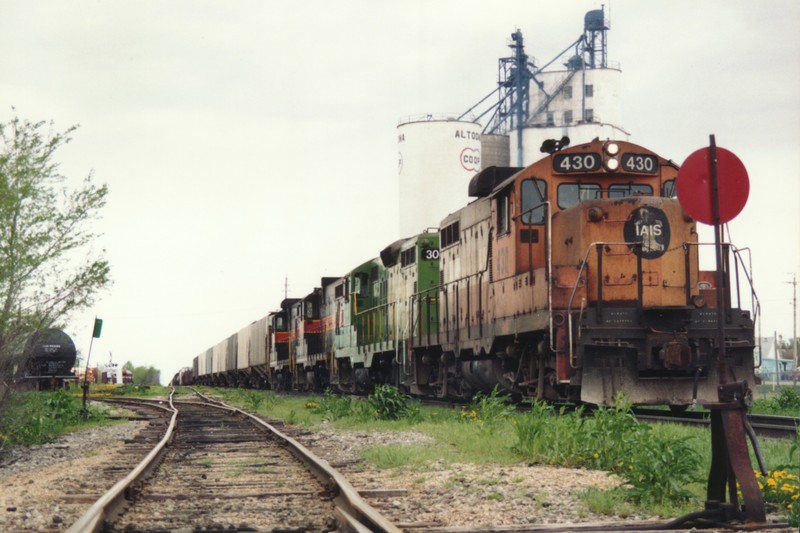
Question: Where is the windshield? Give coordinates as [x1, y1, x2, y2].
[557, 183, 601, 209]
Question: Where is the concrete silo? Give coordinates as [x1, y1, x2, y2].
[397, 116, 481, 237]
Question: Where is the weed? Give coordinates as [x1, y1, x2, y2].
[511, 396, 702, 506]
[461, 387, 515, 434]
[368, 385, 411, 420]
[310, 389, 353, 421]
[619, 432, 702, 505]
[0, 390, 106, 449]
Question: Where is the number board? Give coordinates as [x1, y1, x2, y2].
[552, 152, 601, 173]
[621, 153, 659, 174]
[421, 247, 440, 261]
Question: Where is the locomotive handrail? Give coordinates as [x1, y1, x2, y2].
[681, 242, 760, 320]
[351, 297, 396, 348]
[564, 239, 760, 369]
[684, 241, 761, 367]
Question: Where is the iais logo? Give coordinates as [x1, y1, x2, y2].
[460, 147, 480, 172]
[623, 206, 671, 259]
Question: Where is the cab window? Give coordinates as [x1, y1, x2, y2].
[304, 300, 317, 319]
[497, 192, 510, 234]
[521, 179, 547, 224]
[662, 179, 677, 198]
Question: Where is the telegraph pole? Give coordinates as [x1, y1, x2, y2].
[791, 273, 798, 369]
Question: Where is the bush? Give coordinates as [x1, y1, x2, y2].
[0, 390, 104, 450]
[753, 386, 800, 416]
[368, 385, 411, 420]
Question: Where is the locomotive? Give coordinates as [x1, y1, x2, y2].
[193, 139, 757, 407]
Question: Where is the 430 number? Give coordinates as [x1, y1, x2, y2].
[552, 153, 601, 173]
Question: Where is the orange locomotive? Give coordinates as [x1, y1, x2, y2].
[408, 138, 756, 407]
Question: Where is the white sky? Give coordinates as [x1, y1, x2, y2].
[1, 1, 798, 381]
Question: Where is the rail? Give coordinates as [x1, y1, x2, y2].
[66, 389, 179, 533]
[191, 390, 401, 532]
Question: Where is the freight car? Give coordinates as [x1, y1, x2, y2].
[192, 139, 757, 407]
[21, 328, 78, 389]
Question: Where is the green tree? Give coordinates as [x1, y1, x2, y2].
[132, 365, 161, 386]
[0, 114, 110, 409]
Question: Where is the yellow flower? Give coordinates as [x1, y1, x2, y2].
[593, 453, 600, 459]
[767, 478, 778, 488]
[758, 482, 764, 490]
[628, 465, 634, 470]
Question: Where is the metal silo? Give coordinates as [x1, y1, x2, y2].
[397, 116, 481, 237]
[480, 134, 510, 168]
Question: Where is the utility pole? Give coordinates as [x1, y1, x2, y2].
[791, 273, 798, 369]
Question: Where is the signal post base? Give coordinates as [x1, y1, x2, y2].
[705, 381, 765, 525]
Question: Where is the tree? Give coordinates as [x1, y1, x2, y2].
[0, 114, 110, 407]
[124, 361, 161, 386]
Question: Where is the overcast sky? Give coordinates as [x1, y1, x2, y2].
[1, 1, 798, 381]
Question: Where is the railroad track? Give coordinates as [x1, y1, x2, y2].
[415, 395, 799, 440]
[67, 389, 400, 533]
[632, 408, 799, 439]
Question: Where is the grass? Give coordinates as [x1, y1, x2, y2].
[0, 387, 115, 450]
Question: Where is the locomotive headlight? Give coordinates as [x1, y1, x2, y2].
[605, 142, 620, 155]
[605, 157, 620, 171]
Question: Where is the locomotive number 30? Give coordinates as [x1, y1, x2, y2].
[423, 249, 440, 260]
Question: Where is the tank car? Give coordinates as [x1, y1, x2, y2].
[22, 328, 77, 389]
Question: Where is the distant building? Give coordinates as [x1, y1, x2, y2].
[756, 337, 797, 382]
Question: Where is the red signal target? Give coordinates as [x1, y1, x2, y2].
[676, 146, 749, 225]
